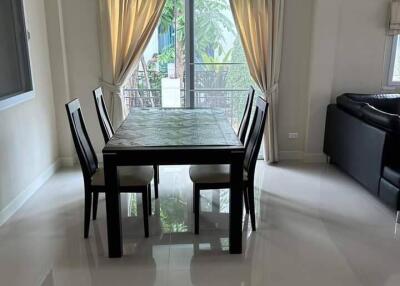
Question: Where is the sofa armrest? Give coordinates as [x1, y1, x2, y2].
[361, 104, 400, 134]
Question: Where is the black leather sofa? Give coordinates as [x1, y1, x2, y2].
[324, 94, 400, 217]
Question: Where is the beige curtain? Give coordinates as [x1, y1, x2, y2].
[230, 0, 284, 163]
[99, 0, 166, 127]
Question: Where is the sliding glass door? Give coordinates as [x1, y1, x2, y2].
[124, 0, 255, 129]
[191, 0, 254, 129]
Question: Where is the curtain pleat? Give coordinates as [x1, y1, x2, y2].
[230, 0, 284, 163]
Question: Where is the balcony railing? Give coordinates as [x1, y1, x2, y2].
[123, 88, 249, 129]
[124, 63, 253, 128]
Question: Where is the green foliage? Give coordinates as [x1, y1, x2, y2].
[159, 0, 234, 63]
[199, 49, 232, 72]
[194, 0, 235, 60]
[160, 0, 185, 41]
[158, 46, 175, 66]
[159, 194, 189, 232]
[225, 37, 253, 89]
[150, 0, 256, 127]
[225, 37, 256, 127]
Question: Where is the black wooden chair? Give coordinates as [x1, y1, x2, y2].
[66, 99, 153, 238]
[190, 87, 254, 214]
[189, 96, 268, 233]
[93, 87, 159, 199]
[238, 86, 255, 144]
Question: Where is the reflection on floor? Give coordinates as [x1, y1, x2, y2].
[0, 162, 400, 286]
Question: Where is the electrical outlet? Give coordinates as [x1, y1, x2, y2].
[288, 132, 298, 139]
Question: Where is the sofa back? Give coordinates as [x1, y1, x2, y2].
[337, 94, 400, 134]
[342, 93, 400, 115]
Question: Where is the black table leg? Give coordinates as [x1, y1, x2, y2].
[229, 150, 244, 254]
[104, 154, 123, 258]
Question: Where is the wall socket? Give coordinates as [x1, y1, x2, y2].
[288, 132, 299, 139]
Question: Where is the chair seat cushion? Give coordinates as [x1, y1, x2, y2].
[189, 164, 248, 184]
[91, 166, 153, 187]
[383, 166, 400, 188]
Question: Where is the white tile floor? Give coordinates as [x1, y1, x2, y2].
[1, 162, 400, 286]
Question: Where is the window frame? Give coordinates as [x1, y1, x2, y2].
[388, 35, 400, 86]
[0, 0, 35, 111]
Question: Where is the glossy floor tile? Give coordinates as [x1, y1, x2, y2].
[0, 162, 400, 285]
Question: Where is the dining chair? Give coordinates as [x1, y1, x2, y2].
[93, 87, 160, 199]
[189, 96, 268, 233]
[238, 86, 255, 144]
[66, 99, 153, 238]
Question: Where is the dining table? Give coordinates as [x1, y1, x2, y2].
[102, 108, 245, 258]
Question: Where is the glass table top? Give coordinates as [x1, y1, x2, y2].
[104, 108, 242, 149]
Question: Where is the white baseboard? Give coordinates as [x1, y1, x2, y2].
[303, 153, 327, 163]
[279, 151, 327, 163]
[279, 151, 305, 161]
[0, 159, 61, 227]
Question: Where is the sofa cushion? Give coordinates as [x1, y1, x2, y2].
[344, 93, 400, 115]
[361, 104, 400, 134]
[383, 166, 400, 188]
[336, 95, 366, 118]
[379, 177, 400, 210]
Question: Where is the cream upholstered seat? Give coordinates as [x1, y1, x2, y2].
[92, 166, 154, 187]
[66, 98, 153, 239]
[189, 165, 248, 184]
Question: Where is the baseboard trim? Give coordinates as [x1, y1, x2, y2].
[303, 153, 327, 163]
[279, 151, 327, 163]
[279, 151, 305, 161]
[0, 159, 61, 227]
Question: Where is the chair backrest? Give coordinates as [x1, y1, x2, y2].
[244, 96, 269, 178]
[93, 87, 114, 143]
[238, 86, 255, 143]
[66, 99, 98, 183]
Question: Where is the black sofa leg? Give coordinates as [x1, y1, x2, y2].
[397, 211, 400, 224]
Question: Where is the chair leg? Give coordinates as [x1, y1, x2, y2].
[194, 185, 200, 235]
[397, 211, 400, 224]
[92, 192, 99, 220]
[243, 187, 250, 214]
[142, 190, 149, 238]
[84, 192, 92, 238]
[193, 184, 196, 213]
[247, 182, 256, 231]
[148, 184, 152, 216]
[153, 165, 159, 199]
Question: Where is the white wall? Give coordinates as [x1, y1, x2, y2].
[278, 0, 313, 155]
[44, 0, 74, 165]
[46, 0, 104, 163]
[61, 0, 103, 154]
[279, 0, 391, 159]
[0, 0, 58, 210]
[332, 0, 389, 97]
